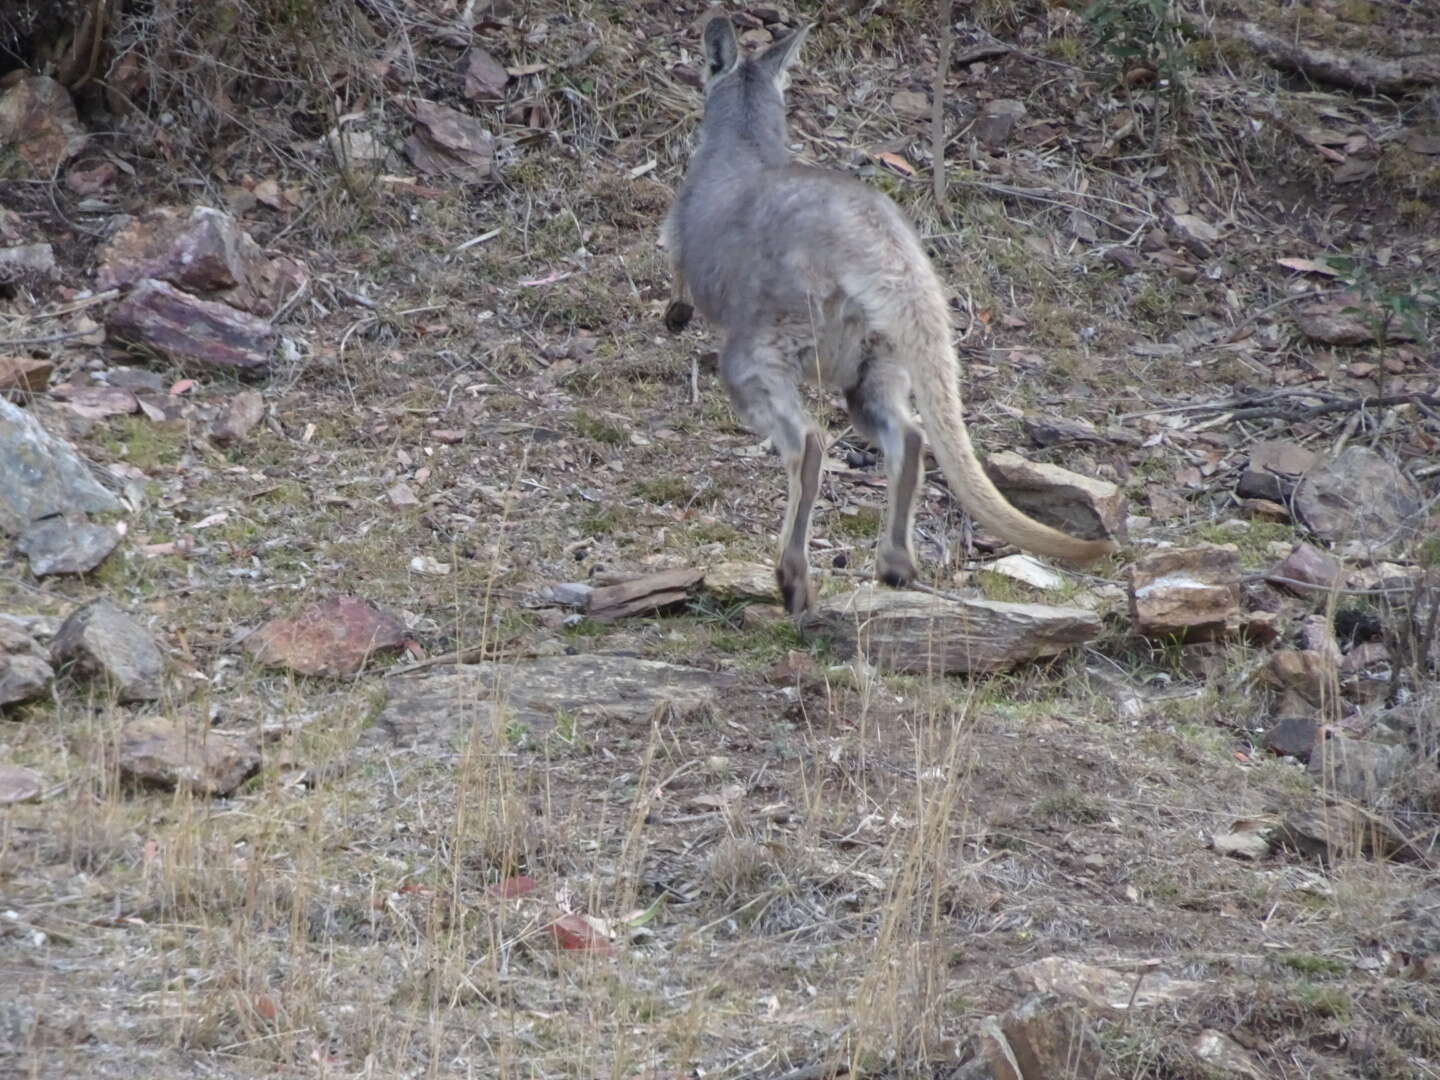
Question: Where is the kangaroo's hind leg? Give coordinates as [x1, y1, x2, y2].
[721, 335, 823, 615]
[845, 346, 924, 588]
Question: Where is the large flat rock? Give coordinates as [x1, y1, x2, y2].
[378, 653, 733, 748]
[804, 586, 1103, 675]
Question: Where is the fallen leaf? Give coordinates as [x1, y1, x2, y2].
[169, 379, 196, 396]
[506, 63, 548, 77]
[874, 151, 914, 177]
[490, 875, 538, 899]
[1276, 257, 1341, 277]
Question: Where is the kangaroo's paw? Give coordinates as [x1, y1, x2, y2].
[876, 545, 916, 589]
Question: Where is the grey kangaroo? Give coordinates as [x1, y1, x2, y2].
[661, 17, 1115, 615]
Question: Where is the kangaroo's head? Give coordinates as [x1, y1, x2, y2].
[696, 16, 810, 159]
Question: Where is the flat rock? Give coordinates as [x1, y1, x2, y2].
[0, 355, 53, 398]
[0, 397, 120, 535]
[245, 595, 408, 677]
[402, 97, 495, 181]
[1264, 649, 1337, 710]
[1127, 544, 1240, 640]
[985, 553, 1066, 592]
[1307, 735, 1406, 806]
[118, 715, 259, 796]
[1212, 818, 1275, 860]
[1266, 541, 1343, 597]
[703, 561, 779, 603]
[1237, 440, 1318, 502]
[1003, 956, 1203, 1014]
[0, 652, 54, 707]
[1294, 300, 1414, 346]
[984, 452, 1127, 546]
[50, 599, 165, 702]
[0, 75, 87, 173]
[461, 47, 510, 100]
[96, 205, 297, 316]
[1293, 446, 1422, 554]
[378, 653, 731, 747]
[804, 585, 1102, 675]
[106, 278, 275, 374]
[17, 514, 121, 576]
[0, 764, 44, 804]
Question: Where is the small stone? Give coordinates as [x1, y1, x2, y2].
[460, 47, 509, 101]
[1263, 716, 1319, 760]
[430, 429, 465, 444]
[50, 599, 165, 702]
[387, 483, 420, 508]
[1266, 542, 1343, 597]
[1237, 439, 1317, 502]
[408, 555, 452, 576]
[976, 98, 1026, 148]
[1212, 819, 1274, 860]
[209, 390, 265, 445]
[1128, 544, 1240, 640]
[0, 652, 54, 707]
[0, 764, 45, 804]
[704, 561, 779, 603]
[985, 553, 1066, 592]
[1191, 1029, 1265, 1078]
[118, 715, 259, 796]
[245, 595, 408, 678]
[890, 90, 929, 119]
[17, 514, 121, 576]
[1264, 650, 1336, 710]
[1241, 498, 1289, 523]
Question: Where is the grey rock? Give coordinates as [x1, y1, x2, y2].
[17, 514, 120, 576]
[50, 599, 165, 702]
[0, 764, 44, 804]
[1307, 735, 1407, 806]
[0, 652, 54, 707]
[1293, 446, 1422, 555]
[0, 397, 120, 536]
[1263, 716, 1319, 761]
[804, 585, 1103, 675]
[378, 653, 732, 749]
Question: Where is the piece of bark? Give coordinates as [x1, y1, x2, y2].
[587, 568, 703, 622]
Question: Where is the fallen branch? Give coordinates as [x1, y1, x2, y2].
[1203, 390, 1440, 426]
[1204, 19, 1440, 94]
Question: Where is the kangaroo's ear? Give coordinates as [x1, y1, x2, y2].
[755, 22, 810, 89]
[702, 16, 740, 82]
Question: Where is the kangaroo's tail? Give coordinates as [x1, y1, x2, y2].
[854, 256, 1116, 564]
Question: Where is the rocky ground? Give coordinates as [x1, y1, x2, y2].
[2, 1, 1440, 1077]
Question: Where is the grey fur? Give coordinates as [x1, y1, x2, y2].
[662, 17, 1114, 614]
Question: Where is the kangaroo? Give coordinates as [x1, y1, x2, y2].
[661, 17, 1116, 615]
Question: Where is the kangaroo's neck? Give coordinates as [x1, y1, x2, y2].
[696, 87, 792, 168]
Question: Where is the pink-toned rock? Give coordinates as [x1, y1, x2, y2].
[983, 451, 1128, 547]
[245, 595, 409, 677]
[209, 390, 266, 445]
[107, 279, 274, 374]
[96, 206, 302, 315]
[0, 76, 87, 173]
[1266, 542, 1343, 597]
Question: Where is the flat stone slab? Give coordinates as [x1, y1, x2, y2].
[0, 397, 120, 535]
[379, 653, 732, 748]
[804, 585, 1103, 675]
[17, 514, 120, 576]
